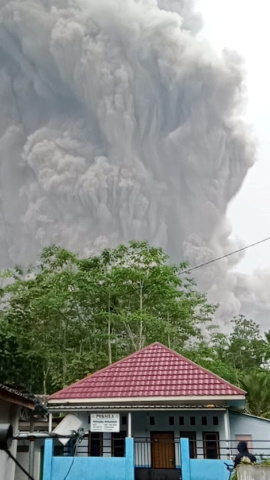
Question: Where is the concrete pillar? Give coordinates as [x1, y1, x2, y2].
[224, 410, 231, 457]
[43, 439, 53, 480]
[125, 437, 135, 480]
[180, 438, 191, 480]
[48, 413, 52, 433]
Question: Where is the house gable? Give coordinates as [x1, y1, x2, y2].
[49, 343, 245, 404]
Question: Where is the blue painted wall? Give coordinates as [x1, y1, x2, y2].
[43, 438, 134, 480]
[180, 438, 233, 480]
[229, 412, 270, 457]
[190, 459, 232, 480]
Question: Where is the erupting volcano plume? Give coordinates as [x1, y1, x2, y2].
[0, 0, 258, 322]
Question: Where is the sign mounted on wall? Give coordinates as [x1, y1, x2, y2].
[90, 413, 120, 432]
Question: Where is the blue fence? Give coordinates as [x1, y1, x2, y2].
[43, 437, 134, 480]
[180, 438, 233, 480]
[43, 436, 232, 480]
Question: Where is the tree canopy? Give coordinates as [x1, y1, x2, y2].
[1, 241, 270, 419]
[0, 242, 214, 393]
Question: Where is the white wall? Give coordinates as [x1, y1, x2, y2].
[77, 410, 226, 437]
[75, 410, 227, 460]
[238, 464, 270, 480]
[131, 410, 228, 461]
[0, 399, 19, 480]
[15, 439, 43, 480]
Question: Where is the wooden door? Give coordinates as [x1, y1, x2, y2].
[151, 432, 175, 468]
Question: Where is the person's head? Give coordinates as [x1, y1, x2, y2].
[237, 441, 248, 453]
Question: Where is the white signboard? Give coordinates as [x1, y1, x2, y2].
[91, 413, 120, 432]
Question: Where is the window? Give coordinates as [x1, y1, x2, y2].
[203, 432, 220, 459]
[180, 431, 197, 459]
[179, 416, 185, 426]
[169, 416, 174, 426]
[150, 416, 155, 425]
[190, 416, 196, 426]
[213, 416, 219, 426]
[235, 435, 253, 451]
[122, 416, 127, 425]
[202, 416, 207, 426]
[88, 433, 103, 456]
[112, 432, 126, 457]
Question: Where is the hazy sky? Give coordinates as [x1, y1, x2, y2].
[197, 0, 270, 273]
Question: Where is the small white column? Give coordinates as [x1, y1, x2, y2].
[48, 413, 53, 433]
[128, 412, 132, 437]
[224, 409, 231, 458]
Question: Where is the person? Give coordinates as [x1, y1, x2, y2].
[234, 441, 256, 468]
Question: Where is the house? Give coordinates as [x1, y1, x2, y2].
[0, 383, 36, 480]
[45, 343, 270, 480]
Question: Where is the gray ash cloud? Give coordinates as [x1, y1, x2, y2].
[0, 0, 259, 323]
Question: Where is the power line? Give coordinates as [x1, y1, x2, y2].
[4, 449, 36, 480]
[62, 431, 84, 480]
[182, 235, 270, 274]
[62, 442, 77, 480]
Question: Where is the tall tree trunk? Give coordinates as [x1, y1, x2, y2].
[63, 321, 67, 386]
[108, 292, 112, 364]
[43, 367, 47, 396]
[139, 282, 143, 349]
[167, 314, 171, 348]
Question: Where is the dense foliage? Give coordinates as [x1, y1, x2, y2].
[0, 242, 214, 393]
[1, 241, 270, 418]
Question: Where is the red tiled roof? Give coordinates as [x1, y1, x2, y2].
[49, 343, 245, 401]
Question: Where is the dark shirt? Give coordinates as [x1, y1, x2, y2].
[234, 452, 256, 468]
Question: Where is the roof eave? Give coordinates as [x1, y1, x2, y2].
[0, 390, 35, 410]
[48, 394, 246, 406]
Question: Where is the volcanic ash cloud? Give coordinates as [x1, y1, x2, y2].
[0, 0, 255, 320]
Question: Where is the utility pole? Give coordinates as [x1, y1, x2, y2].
[28, 414, 35, 479]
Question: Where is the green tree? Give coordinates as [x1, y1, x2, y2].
[2, 247, 106, 393]
[185, 336, 239, 386]
[0, 242, 215, 394]
[227, 315, 267, 370]
[185, 315, 270, 408]
[239, 371, 270, 418]
[82, 242, 215, 356]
